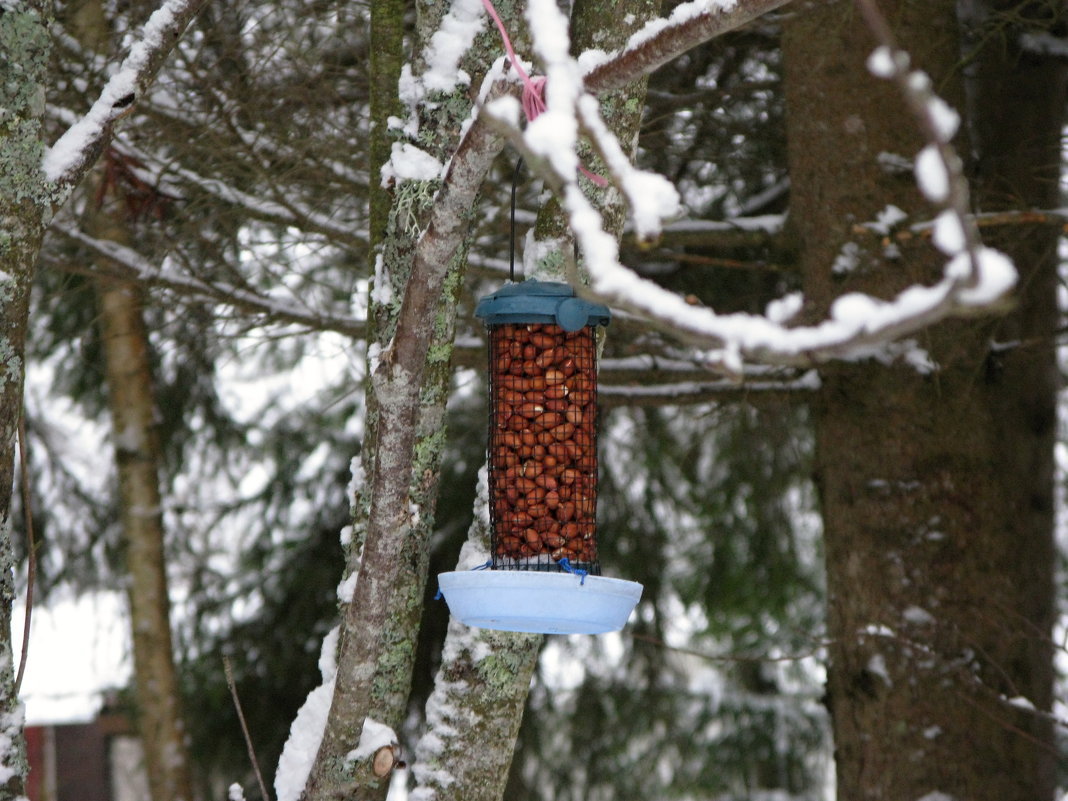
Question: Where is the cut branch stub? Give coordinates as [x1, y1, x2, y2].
[477, 281, 609, 574]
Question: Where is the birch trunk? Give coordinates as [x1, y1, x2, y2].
[70, 1, 196, 794]
[783, 2, 1062, 797]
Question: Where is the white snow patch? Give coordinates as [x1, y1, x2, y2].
[371, 254, 393, 306]
[0, 706, 25, 784]
[318, 626, 340, 679]
[927, 96, 960, 142]
[922, 725, 942, 740]
[949, 248, 1016, 306]
[622, 169, 681, 239]
[902, 606, 936, 626]
[765, 292, 803, 325]
[917, 793, 955, 801]
[833, 242, 861, 275]
[932, 211, 965, 255]
[336, 571, 358, 604]
[1007, 695, 1036, 711]
[867, 653, 892, 687]
[274, 627, 340, 801]
[346, 718, 398, 763]
[867, 46, 897, 78]
[381, 142, 445, 186]
[871, 204, 908, 235]
[863, 623, 896, 638]
[902, 342, 937, 374]
[338, 525, 354, 548]
[620, 0, 739, 55]
[421, 0, 485, 93]
[228, 783, 246, 801]
[915, 145, 949, 202]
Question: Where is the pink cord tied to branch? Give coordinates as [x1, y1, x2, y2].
[480, 0, 608, 187]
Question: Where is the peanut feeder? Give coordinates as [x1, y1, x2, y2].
[480, 281, 608, 572]
[436, 281, 643, 634]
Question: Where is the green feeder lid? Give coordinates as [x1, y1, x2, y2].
[475, 281, 611, 331]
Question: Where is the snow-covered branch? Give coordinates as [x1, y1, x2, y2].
[104, 135, 368, 248]
[599, 371, 819, 406]
[42, 0, 208, 201]
[489, 0, 1016, 373]
[583, 0, 794, 94]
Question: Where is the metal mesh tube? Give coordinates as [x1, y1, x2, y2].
[488, 322, 600, 573]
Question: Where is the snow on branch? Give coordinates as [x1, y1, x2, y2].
[494, 0, 1015, 373]
[42, 0, 207, 199]
[583, 0, 794, 94]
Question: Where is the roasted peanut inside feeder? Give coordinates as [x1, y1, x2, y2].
[476, 281, 609, 575]
[489, 322, 599, 569]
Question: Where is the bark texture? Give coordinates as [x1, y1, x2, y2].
[783, 2, 1061, 799]
[0, 5, 55, 796]
[95, 254, 195, 801]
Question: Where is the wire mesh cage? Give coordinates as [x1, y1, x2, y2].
[488, 322, 600, 572]
[477, 281, 609, 574]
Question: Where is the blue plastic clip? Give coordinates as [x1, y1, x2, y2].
[557, 557, 588, 585]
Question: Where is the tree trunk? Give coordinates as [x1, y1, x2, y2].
[0, 4, 53, 796]
[302, 3, 509, 798]
[72, 0, 197, 791]
[95, 260, 195, 801]
[783, 2, 1061, 799]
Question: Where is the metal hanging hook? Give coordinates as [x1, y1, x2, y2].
[509, 157, 524, 283]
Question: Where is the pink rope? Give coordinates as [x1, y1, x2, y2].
[481, 0, 546, 119]
[480, 0, 607, 187]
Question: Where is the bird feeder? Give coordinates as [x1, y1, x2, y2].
[437, 281, 643, 634]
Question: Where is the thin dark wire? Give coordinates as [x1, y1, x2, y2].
[509, 157, 524, 282]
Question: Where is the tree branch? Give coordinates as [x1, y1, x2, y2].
[52, 223, 368, 338]
[584, 0, 795, 94]
[498, 0, 1016, 373]
[42, 0, 209, 202]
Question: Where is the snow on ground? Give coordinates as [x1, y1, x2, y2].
[13, 591, 131, 725]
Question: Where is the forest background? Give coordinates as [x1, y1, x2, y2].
[1, 0, 1066, 800]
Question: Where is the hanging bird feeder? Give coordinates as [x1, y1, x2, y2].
[437, 280, 643, 634]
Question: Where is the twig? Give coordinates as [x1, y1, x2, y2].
[14, 410, 35, 696]
[223, 656, 272, 801]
